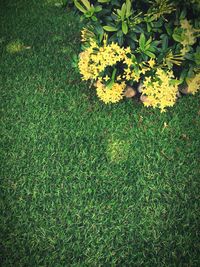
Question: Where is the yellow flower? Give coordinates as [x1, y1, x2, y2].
[186, 73, 200, 95]
[103, 75, 110, 82]
[179, 19, 198, 56]
[180, 19, 193, 31]
[125, 47, 131, 54]
[142, 68, 178, 112]
[131, 72, 140, 82]
[123, 58, 132, 67]
[143, 76, 151, 86]
[78, 40, 132, 82]
[116, 75, 122, 81]
[164, 51, 184, 66]
[95, 80, 126, 104]
[148, 58, 155, 68]
[140, 67, 149, 75]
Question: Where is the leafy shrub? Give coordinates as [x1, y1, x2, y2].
[73, 0, 200, 112]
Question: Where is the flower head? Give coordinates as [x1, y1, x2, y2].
[95, 80, 125, 104]
[148, 58, 155, 68]
[180, 19, 198, 55]
[186, 73, 200, 95]
[142, 68, 179, 112]
[78, 40, 132, 81]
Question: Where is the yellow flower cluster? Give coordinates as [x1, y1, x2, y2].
[186, 73, 200, 95]
[96, 80, 126, 104]
[180, 19, 198, 55]
[123, 58, 155, 82]
[142, 68, 178, 112]
[122, 48, 140, 81]
[78, 40, 99, 80]
[78, 38, 132, 81]
[78, 34, 144, 103]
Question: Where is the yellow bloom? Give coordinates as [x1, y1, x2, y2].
[180, 19, 193, 31]
[140, 67, 149, 75]
[116, 75, 122, 81]
[148, 58, 155, 68]
[103, 75, 110, 82]
[125, 47, 131, 54]
[123, 58, 132, 67]
[131, 72, 140, 82]
[142, 68, 178, 112]
[180, 19, 198, 56]
[78, 40, 132, 81]
[143, 76, 151, 86]
[186, 73, 200, 95]
[95, 80, 126, 104]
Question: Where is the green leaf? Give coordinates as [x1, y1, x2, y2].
[139, 33, 146, 50]
[111, 68, 117, 80]
[131, 54, 136, 61]
[80, 0, 91, 10]
[94, 5, 102, 12]
[161, 35, 168, 51]
[90, 4, 95, 13]
[106, 79, 114, 89]
[184, 53, 194, 61]
[126, 0, 132, 18]
[147, 23, 151, 33]
[133, 65, 139, 76]
[148, 46, 156, 52]
[170, 79, 181, 86]
[145, 36, 152, 47]
[121, 3, 126, 21]
[180, 8, 187, 20]
[95, 24, 104, 35]
[98, 0, 110, 3]
[122, 21, 128, 35]
[172, 33, 183, 43]
[194, 46, 200, 60]
[133, 25, 144, 34]
[91, 15, 97, 21]
[117, 9, 122, 17]
[99, 33, 104, 42]
[187, 66, 194, 78]
[144, 51, 156, 58]
[165, 22, 173, 36]
[151, 40, 161, 47]
[103, 25, 118, 32]
[179, 68, 188, 82]
[85, 11, 93, 18]
[107, 68, 116, 89]
[74, 0, 87, 13]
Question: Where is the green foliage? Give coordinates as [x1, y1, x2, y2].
[74, 0, 200, 86]
[74, 0, 102, 20]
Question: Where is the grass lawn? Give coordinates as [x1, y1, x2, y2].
[0, 0, 200, 266]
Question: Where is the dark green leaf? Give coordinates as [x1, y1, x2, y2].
[139, 33, 146, 50]
[161, 35, 168, 51]
[172, 33, 183, 43]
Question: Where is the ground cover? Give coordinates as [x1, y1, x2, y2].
[0, 1, 200, 266]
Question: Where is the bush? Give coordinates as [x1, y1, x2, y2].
[73, 0, 200, 112]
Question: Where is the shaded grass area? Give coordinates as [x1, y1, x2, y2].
[0, 0, 200, 266]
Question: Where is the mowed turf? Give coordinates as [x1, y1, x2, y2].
[0, 1, 200, 266]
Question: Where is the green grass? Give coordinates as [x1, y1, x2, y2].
[0, 1, 200, 266]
